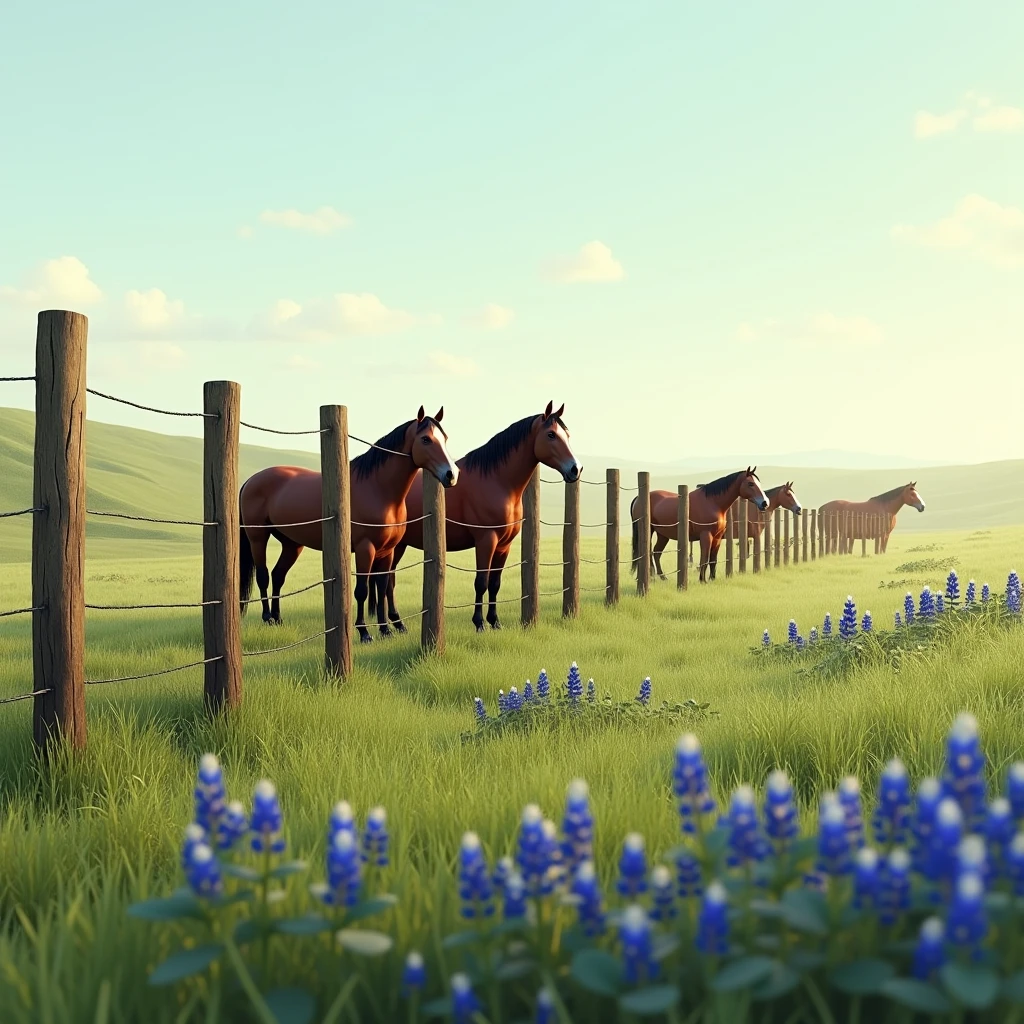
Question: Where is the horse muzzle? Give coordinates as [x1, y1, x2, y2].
[792, 507, 802, 516]
[441, 466, 459, 488]
[757, 498, 770, 511]
[915, 503, 925, 512]
[563, 463, 582, 483]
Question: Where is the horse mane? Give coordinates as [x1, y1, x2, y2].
[870, 483, 911, 502]
[697, 469, 754, 497]
[764, 484, 786, 500]
[351, 418, 444, 479]
[464, 413, 566, 476]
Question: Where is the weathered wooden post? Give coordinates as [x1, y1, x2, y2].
[774, 508, 782, 567]
[810, 509, 817, 560]
[725, 503, 735, 577]
[874, 513, 881, 555]
[783, 510, 790, 566]
[32, 310, 88, 753]
[320, 404, 352, 678]
[521, 469, 540, 626]
[421, 474, 446, 653]
[637, 472, 651, 596]
[739, 500, 748, 573]
[861, 512, 867, 556]
[605, 468, 619, 605]
[752, 510, 762, 573]
[791, 510, 799, 564]
[203, 379, 243, 713]
[763, 512, 771, 573]
[562, 479, 580, 617]
[802, 509, 809, 562]
[677, 485, 689, 590]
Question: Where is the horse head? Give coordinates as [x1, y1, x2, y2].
[411, 406, 459, 487]
[534, 401, 582, 483]
[741, 466, 770, 511]
[780, 480, 802, 515]
[905, 481, 925, 512]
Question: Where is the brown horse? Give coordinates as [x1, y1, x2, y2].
[725, 481, 803, 557]
[819, 481, 925, 554]
[238, 407, 458, 643]
[632, 468, 769, 583]
[379, 401, 581, 632]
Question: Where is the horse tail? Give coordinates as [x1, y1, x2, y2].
[630, 496, 639, 577]
[239, 525, 255, 617]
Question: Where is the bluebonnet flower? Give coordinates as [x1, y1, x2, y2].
[673, 734, 716, 833]
[182, 823, 206, 874]
[523, 681, 534, 703]
[838, 776, 865, 850]
[1008, 571, 1022, 614]
[911, 778, 943, 877]
[561, 779, 594, 874]
[809, 627, 819, 644]
[617, 833, 648, 898]
[936, 594, 945, 614]
[904, 592, 915, 626]
[930, 799, 964, 891]
[1007, 762, 1024, 819]
[516, 805, 553, 897]
[762, 629, 771, 648]
[879, 848, 911, 925]
[250, 780, 285, 854]
[537, 669, 550, 699]
[503, 870, 527, 919]
[919, 587, 936, 619]
[539, 820, 563, 894]
[329, 800, 356, 845]
[619, 905, 657, 984]
[956, 835, 988, 887]
[787, 620, 798, 644]
[458, 832, 494, 918]
[984, 798, 1014, 877]
[695, 881, 729, 955]
[535, 989, 555, 1024]
[507, 686, 523, 713]
[946, 872, 987, 954]
[451, 974, 480, 1024]
[966, 580, 977, 606]
[571, 861, 606, 936]
[982, 584, 991, 604]
[473, 697, 487, 725]
[872, 758, 911, 848]
[183, 840, 223, 899]
[636, 677, 652, 705]
[497, 689, 507, 714]
[676, 849, 702, 898]
[322, 829, 362, 907]
[817, 794, 852, 877]
[194, 754, 227, 835]
[566, 662, 583, 702]
[401, 952, 426, 997]
[587, 679, 595, 703]
[1008, 834, 1024, 897]
[861, 611, 873, 633]
[942, 712, 986, 829]
[894, 611, 902, 629]
[945, 571, 961, 607]
[823, 613, 833, 638]
[492, 855, 513, 892]
[853, 847, 880, 910]
[796, 635, 806, 651]
[725, 785, 766, 867]
[912, 917, 945, 981]
[217, 800, 248, 851]
[650, 865, 676, 921]
[764, 770, 799, 844]
[361, 806, 388, 866]
[839, 597, 858, 640]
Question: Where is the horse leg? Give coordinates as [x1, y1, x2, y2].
[354, 541, 377, 643]
[384, 541, 409, 633]
[248, 531, 274, 623]
[709, 536, 723, 581]
[653, 534, 669, 580]
[689, 540, 694, 565]
[699, 532, 711, 583]
[472, 533, 499, 632]
[486, 547, 510, 629]
[269, 539, 303, 624]
[373, 553, 394, 638]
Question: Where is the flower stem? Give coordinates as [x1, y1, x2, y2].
[221, 935, 279, 1024]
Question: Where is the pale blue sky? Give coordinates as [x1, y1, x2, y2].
[1, 1, 1021, 466]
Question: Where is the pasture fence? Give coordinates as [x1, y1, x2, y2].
[1, 310, 888, 754]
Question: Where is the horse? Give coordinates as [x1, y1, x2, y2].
[819, 481, 925, 554]
[723, 481, 803, 560]
[631, 467, 769, 583]
[238, 407, 458, 643]
[377, 401, 581, 632]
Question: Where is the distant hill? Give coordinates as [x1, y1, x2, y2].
[596, 449, 948, 471]
[0, 407, 1020, 562]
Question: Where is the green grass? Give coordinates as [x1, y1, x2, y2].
[3, 522, 1024, 1022]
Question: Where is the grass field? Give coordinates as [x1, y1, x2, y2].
[3, 517, 1024, 1022]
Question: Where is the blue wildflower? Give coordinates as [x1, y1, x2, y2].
[537, 669, 550, 699]
[839, 596, 858, 640]
[911, 777, 943, 875]
[535, 989, 555, 1024]
[946, 872, 987, 954]
[361, 806, 388, 867]
[566, 662, 583, 702]
[936, 593, 945, 614]
[946, 571, 961, 607]
[571, 861, 606, 936]
[497, 689, 507, 714]
[919, 587, 936, 619]
[619, 904, 657, 985]
[695, 880, 729, 955]
[762, 629, 771, 648]
[872, 758, 911, 849]
[650, 865, 676, 921]
[838, 776, 865, 850]
[676, 849, 702, 898]
[1009, 834, 1024, 896]
[587, 677, 596, 703]
[796, 635, 806, 651]
[492, 855, 513, 891]
[458, 832, 494, 918]
[894, 611, 902, 628]
[984, 798, 1014, 877]
[516, 805, 554, 897]
[183, 839, 223, 899]
[823, 613, 833, 638]
[861, 611, 873, 633]
[617, 833, 648, 898]
[930, 799, 964, 891]
[401, 952, 426, 997]
[904, 592, 915, 625]
[982, 584, 991, 604]
[329, 800, 356, 844]
[1007, 763, 1024, 819]
[966, 580, 977, 606]
[250, 780, 285, 854]
[216, 800, 248, 851]
[912, 917, 945, 981]
[523, 681, 534, 703]
[673, 734, 716, 833]
[853, 847, 880, 910]
[787, 620, 798, 644]
[473, 697, 487, 724]
[879, 848, 911, 926]
[451, 974, 480, 1024]
[764, 770, 799, 844]
[636, 676, 652, 705]
[503, 870, 527, 919]
[1008, 571, 1022, 614]
[322, 829, 362, 907]
[942, 712, 986, 829]
[956, 835, 988, 887]
[817, 794, 852, 876]
[194, 753, 226, 834]
[507, 686, 523, 713]
[725, 785, 766, 866]
[561, 779, 594, 874]
[809, 627, 819, 644]
[181, 823, 207, 877]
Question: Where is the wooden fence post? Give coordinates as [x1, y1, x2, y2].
[32, 310, 88, 754]
[605, 469, 619, 605]
[203, 380, 243, 713]
[763, 512, 771, 572]
[752, 510, 761, 573]
[421, 474, 446, 653]
[783, 510, 790, 566]
[677, 485, 689, 590]
[320, 405, 352, 679]
[791, 510, 799, 564]
[521, 469, 540, 626]
[774, 508, 781, 567]
[861, 512, 867, 556]
[802, 509, 809, 562]
[874, 514, 881, 555]
[725, 503, 735, 577]
[739, 500, 748, 573]
[810, 509, 817, 560]
[637, 472, 651, 596]
[562, 480, 580, 617]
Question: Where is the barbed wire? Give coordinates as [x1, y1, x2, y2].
[87, 388, 214, 419]
[0, 507, 42, 519]
[85, 656, 223, 686]
[87, 509, 218, 526]
[0, 687, 52, 705]
[0, 375, 35, 382]
[0, 605, 42, 618]
[240, 420, 328, 436]
[85, 599, 222, 610]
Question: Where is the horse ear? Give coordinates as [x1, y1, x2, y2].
[544, 400, 553, 418]
[416, 405, 425, 421]
[434, 406, 444, 423]
[553, 402, 565, 420]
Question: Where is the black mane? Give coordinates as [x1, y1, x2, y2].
[464, 413, 566, 476]
[697, 469, 755, 497]
[870, 483, 910, 503]
[351, 418, 445, 479]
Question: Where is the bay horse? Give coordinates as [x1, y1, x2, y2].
[819, 481, 925, 554]
[238, 407, 458, 643]
[631, 468, 769, 583]
[378, 401, 581, 632]
[725, 481, 803, 559]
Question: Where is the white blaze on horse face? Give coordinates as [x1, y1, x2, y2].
[544, 420, 582, 482]
[435, 430, 459, 487]
[913, 490, 925, 511]
[751, 480, 770, 511]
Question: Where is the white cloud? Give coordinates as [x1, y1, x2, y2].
[251, 293, 439, 342]
[124, 288, 185, 331]
[914, 108, 965, 139]
[733, 313, 883, 348]
[891, 194, 1024, 268]
[974, 103, 1024, 133]
[258, 206, 351, 234]
[138, 341, 187, 371]
[464, 303, 515, 330]
[0, 256, 103, 307]
[547, 240, 625, 283]
[914, 92, 1023, 138]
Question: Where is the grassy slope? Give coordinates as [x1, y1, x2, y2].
[2, 520, 1024, 1021]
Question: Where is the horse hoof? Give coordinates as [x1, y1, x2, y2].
[488, 620, 502, 631]
[379, 625, 392, 639]
[659, 574, 668, 582]
[392, 621, 408, 634]
[474, 623, 485, 633]
[359, 633, 373, 645]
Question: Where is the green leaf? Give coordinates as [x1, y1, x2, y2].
[940, 963, 999, 1010]
[881, 978, 953, 1014]
[269, 860, 308, 880]
[147, 944, 224, 986]
[127, 894, 205, 923]
[222, 863, 262, 883]
[1003, 969, 1024, 1005]
[829, 958, 895, 996]
[710, 955, 777, 993]
[420, 997, 452, 1019]
[344, 894, 399, 924]
[779, 889, 828, 935]
[442, 929, 480, 950]
[275, 915, 333, 936]
[336, 929, 393, 956]
[494, 960, 536, 981]
[618, 985, 680, 1016]
[264, 988, 316, 1024]
[751, 963, 801, 1002]
[571, 949, 625, 997]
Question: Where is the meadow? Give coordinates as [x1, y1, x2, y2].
[3, 516, 1024, 1022]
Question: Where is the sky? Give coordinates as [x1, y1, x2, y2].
[1, 0, 1022, 468]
